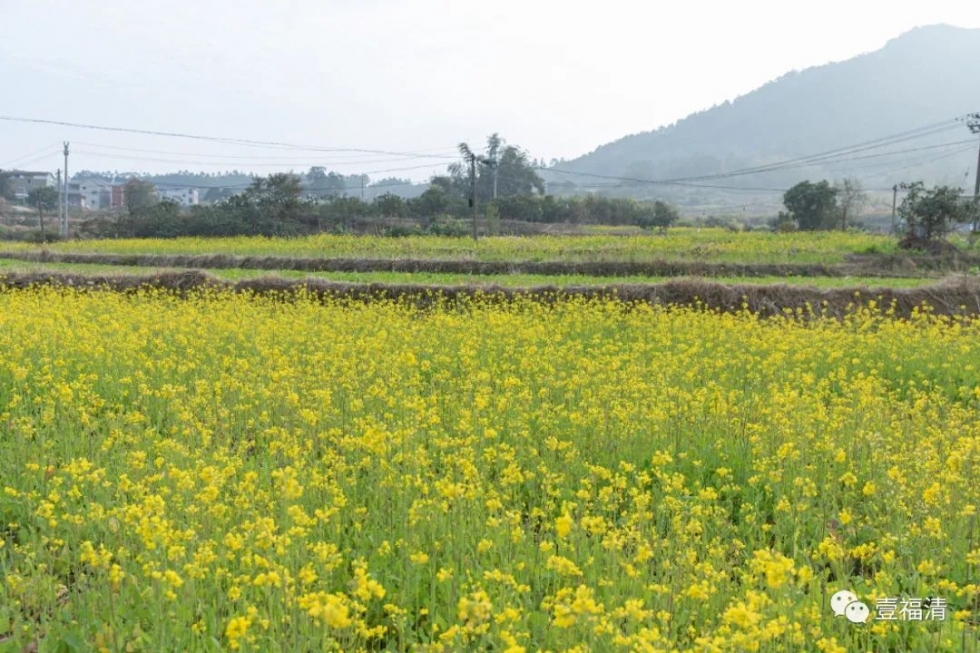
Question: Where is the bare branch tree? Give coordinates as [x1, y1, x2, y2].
[834, 177, 867, 231]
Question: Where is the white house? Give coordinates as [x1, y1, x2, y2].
[77, 179, 112, 210]
[157, 187, 200, 207]
[6, 170, 56, 200]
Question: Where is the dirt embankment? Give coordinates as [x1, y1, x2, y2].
[3, 270, 979, 319]
[2, 250, 977, 278]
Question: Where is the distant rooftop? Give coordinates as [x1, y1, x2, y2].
[3, 170, 54, 176]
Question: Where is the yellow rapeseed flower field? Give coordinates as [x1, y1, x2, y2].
[4, 229, 900, 263]
[1, 286, 979, 652]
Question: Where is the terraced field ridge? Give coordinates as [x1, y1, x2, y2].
[2, 269, 979, 318]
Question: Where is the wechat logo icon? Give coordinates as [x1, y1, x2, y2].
[831, 590, 870, 624]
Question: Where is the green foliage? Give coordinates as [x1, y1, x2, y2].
[436, 134, 545, 204]
[702, 216, 748, 232]
[374, 193, 405, 218]
[26, 186, 59, 212]
[423, 216, 470, 237]
[80, 200, 185, 239]
[485, 202, 501, 236]
[220, 173, 305, 236]
[898, 182, 975, 242]
[77, 172, 682, 239]
[26, 186, 60, 237]
[768, 211, 797, 233]
[782, 181, 840, 231]
[409, 187, 455, 218]
[834, 177, 867, 231]
[315, 196, 373, 232]
[305, 167, 347, 198]
[124, 179, 158, 216]
[637, 201, 680, 233]
[0, 171, 13, 201]
[83, 174, 307, 239]
[132, 201, 186, 238]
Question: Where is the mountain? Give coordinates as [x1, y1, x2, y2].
[549, 25, 980, 212]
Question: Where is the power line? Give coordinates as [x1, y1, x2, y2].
[538, 165, 794, 192]
[791, 138, 976, 170]
[856, 144, 977, 183]
[653, 119, 962, 183]
[1, 149, 62, 171]
[0, 143, 62, 168]
[105, 178, 423, 192]
[542, 117, 966, 190]
[0, 115, 459, 159]
[542, 126, 975, 192]
[70, 142, 459, 165]
[554, 145, 977, 198]
[70, 151, 449, 175]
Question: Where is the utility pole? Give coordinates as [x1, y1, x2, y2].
[459, 142, 494, 241]
[967, 113, 980, 232]
[62, 142, 69, 237]
[360, 176, 365, 201]
[459, 143, 478, 241]
[56, 169, 62, 233]
[469, 153, 478, 241]
[891, 184, 898, 235]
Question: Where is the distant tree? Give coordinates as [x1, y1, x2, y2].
[483, 133, 503, 199]
[782, 180, 840, 231]
[648, 200, 680, 233]
[409, 187, 452, 218]
[0, 171, 13, 201]
[834, 177, 867, 231]
[485, 202, 501, 235]
[429, 174, 464, 202]
[305, 166, 328, 197]
[898, 182, 974, 244]
[124, 179, 158, 216]
[367, 177, 415, 195]
[316, 196, 372, 231]
[493, 195, 541, 222]
[27, 186, 59, 238]
[245, 173, 304, 233]
[324, 172, 347, 197]
[492, 144, 545, 199]
[374, 192, 405, 218]
[304, 167, 347, 198]
[345, 174, 369, 195]
[769, 211, 798, 232]
[203, 187, 238, 203]
[133, 200, 184, 238]
[439, 134, 545, 203]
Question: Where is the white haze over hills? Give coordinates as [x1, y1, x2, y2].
[553, 24, 980, 207]
[1, 0, 979, 210]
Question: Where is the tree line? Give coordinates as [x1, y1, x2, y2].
[79, 174, 680, 239]
[73, 134, 679, 238]
[773, 178, 978, 246]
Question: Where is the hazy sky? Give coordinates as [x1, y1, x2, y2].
[2, 0, 979, 181]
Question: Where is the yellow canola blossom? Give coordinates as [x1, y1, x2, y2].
[0, 286, 978, 651]
[11, 228, 900, 264]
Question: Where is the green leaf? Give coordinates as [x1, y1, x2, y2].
[55, 633, 86, 653]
